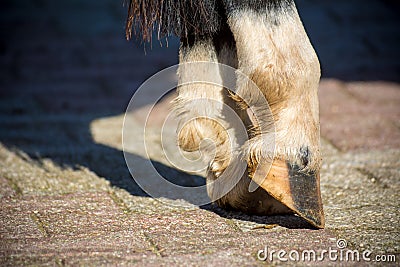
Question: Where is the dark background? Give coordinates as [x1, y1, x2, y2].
[1, 0, 399, 114]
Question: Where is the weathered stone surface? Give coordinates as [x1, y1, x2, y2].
[0, 0, 399, 265]
[319, 79, 400, 151]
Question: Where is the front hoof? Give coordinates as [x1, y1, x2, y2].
[252, 159, 325, 229]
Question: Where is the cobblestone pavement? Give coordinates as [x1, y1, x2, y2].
[0, 0, 399, 266]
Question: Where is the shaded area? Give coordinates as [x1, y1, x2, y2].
[297, 0, 400, 81]
[203, 204, 314, 230]
[0, 0, 179, 198]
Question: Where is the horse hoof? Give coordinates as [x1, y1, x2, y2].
[252, 159, 325, 228]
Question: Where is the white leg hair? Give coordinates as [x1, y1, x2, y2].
[226, 6, 321, 173]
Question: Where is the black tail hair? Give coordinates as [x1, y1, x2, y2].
[125, 0, 223, 42]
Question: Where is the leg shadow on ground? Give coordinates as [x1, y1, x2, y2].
[0, 107, 314, 228]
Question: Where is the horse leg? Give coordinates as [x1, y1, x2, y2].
[221, 0, 324, 228]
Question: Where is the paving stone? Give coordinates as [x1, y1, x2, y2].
[0, 200, 43, 239]
[1, 235, 156, 266]
[319, 79, 400, 151]
[0, 144, 111, 196]
[28, 193, 135, 237]
[345, 81, 400, 123]
[0, 255, 57, 267]
[111, 188, 199, 215]
[129, 210, 337, 265]
[141, 250, 255, 267]
[0, 177, 17, 199]
[0, 193, 155, 266]
[320, 149, 399, 254]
